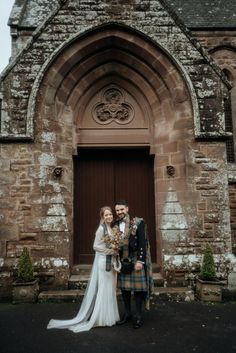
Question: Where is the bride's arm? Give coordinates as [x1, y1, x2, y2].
[93, 225, 114, 255]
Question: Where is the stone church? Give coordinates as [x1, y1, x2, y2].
[0, 0, 236, 299]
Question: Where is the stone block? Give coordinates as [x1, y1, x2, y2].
[0, 159, 10, 171]
[0, 241, 6, 257]
[0, 186, 10, 198]
[204, 213, 219, 223]
[40, 216, 68, 232]
[19, 232, 38, 240]
[228, 272, 236, 289]
[197, 202, 206, 211]
[0, 225, 19, 240]
[31, 245, 55, 258]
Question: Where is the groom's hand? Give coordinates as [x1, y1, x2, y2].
[134, 262, 143, 271]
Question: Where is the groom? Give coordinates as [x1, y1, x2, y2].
[114, 200, 153, 329]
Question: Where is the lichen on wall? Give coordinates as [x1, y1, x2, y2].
[0, 0, 235, 296]
[0, 0, 229, 140]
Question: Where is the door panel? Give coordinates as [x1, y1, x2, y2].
[74, 152, 114, 263]
[114, 150, 156, 261]
[74, 149, 156, 263]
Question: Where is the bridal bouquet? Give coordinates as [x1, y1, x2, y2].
[104, 227, 123, 251]
[104, 227, 122, 272]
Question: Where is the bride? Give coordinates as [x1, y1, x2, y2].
[47, 206, 120, 332]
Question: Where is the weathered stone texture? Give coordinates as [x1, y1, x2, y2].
[229, 184, 236, 256]
[0, 0, 235, 296]
[192, 144, 231, 251]
[0, 0, 229, 139]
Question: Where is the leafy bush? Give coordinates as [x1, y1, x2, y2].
[17, 247, 34, 282]
[200, 244, 216, 281]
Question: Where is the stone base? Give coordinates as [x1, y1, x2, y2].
[12, 279, 39, 304]
[196, 278, 223, 302]
[38, 287, 195, 303]
[153, 287, 195, 302]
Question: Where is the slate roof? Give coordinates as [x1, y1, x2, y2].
[167, 0, 236, 29]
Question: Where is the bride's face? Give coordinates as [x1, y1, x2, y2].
[103, 209, 113, 225]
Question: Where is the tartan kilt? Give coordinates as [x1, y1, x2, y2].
[118, 266, 147, 292]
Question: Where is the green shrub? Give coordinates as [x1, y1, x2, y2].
[17, 247, 34, 282]
[200, 244, 216, 281]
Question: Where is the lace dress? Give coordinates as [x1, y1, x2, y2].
[47, 224, 120, 332]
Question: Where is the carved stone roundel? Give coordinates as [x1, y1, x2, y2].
[92, 87, 134, 125]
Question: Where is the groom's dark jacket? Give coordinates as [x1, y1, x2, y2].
[114, 215, 147, 264]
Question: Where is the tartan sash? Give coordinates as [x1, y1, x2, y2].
[101, 223, 112, 272]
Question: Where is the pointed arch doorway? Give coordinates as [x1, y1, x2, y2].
[74, 148, 156, 264]
[31, 23, 195, 277]
[40, 25, 194, 271]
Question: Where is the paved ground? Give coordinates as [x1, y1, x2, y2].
[1, 299, 236, 353]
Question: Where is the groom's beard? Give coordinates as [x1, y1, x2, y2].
[118, 214, 129, 222]
[118, 214, 125, 220]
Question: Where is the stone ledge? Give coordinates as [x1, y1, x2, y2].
[38, 287, 195, 303]
[68, 272, 165, 289]
[38, 290, 84, 303]
[153, 287, 195, 302]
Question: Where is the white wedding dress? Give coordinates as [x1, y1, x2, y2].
[47, 225, 120, 333]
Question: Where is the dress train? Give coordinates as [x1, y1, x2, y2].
[47, 252, 119, 333]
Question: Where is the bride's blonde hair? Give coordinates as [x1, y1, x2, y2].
[100, 206, 112, 223]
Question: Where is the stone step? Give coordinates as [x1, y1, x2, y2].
[38, 290, 84, 303]
[38, 287, 194, 303]
[154, 287, 195, 302]
[72, 264, 92, 275]
[71, 263, 161, 275]
[68, 274, 89, 290]
[68, 272, 164, 290]
[153, 272, 165, 286]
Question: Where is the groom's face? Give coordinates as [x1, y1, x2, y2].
[115, 204, 129, 220]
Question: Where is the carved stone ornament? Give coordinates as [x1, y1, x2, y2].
[92, 87, 134, 125]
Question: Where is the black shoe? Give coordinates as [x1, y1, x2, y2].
[133, 316, 143, 329]
[116, 313, 132, 325]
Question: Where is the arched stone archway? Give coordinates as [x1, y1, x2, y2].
[39, 26, 193, 147]
[36, 25, 194, 268]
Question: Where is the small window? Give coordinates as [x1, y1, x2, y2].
[223, 69, 235, 163]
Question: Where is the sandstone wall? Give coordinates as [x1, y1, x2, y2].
[0, 0, 235, 297]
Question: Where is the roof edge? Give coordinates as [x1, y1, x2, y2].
[8, 0, 27, 27]
[0, 0, 68, 82]
[159, 0, 232, 89]
[190, 27, 236, 31]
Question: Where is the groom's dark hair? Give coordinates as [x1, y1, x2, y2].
[114, 200, 128, 207]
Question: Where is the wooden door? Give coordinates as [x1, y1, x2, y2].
[74, 149, 156, 263]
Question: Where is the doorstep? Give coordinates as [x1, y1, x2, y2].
[38, 287, 194, 303]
